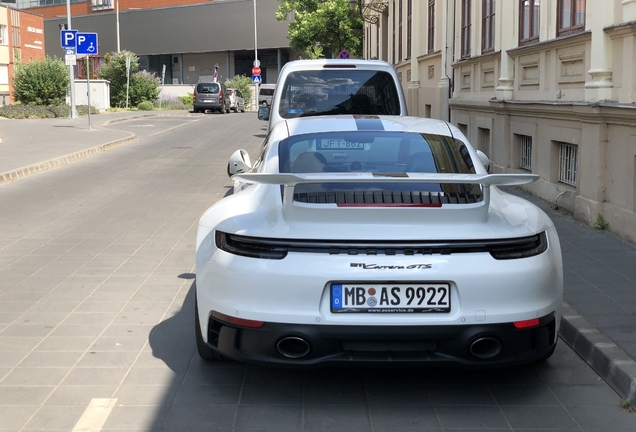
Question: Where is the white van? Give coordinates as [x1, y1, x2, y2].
[258, 84, 276, 107]
[258, 59, 407, 131]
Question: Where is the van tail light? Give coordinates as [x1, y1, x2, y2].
[219, 91, 223, 99]
[193, 94, 196, 102]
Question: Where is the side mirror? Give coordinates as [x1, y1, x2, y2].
[227, 149, 252, 177]
[258, 106, 270, 121]
[476, 150, 490, 173]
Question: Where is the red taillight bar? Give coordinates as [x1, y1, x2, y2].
[212, 311, 264, 328]
[513, 318, 540, 329]
[336, 203, 443, 208]
[323, 65, 357, 68]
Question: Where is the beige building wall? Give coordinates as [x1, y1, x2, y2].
[364, 0, 636, 244]
[0, 7, 10, 97]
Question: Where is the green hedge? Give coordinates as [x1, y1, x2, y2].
[0, 104, 99, 119]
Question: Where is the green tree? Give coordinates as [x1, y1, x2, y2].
[277, 0, 363, 58]
[12, 57, 69, 105]
[225, 75, 253, 107]
[98, 51, 139, 107]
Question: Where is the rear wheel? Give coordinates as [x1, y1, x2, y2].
[194, 289, 227, 361]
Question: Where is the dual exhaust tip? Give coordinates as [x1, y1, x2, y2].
[276, 335, 502, 360]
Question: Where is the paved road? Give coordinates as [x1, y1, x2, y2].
[0, 113, 633, 431]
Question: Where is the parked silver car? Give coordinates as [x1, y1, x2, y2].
[227, 88, 246, 113]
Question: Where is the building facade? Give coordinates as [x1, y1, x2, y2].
[0, 5, 46, 104]
[363, 0, 636, 244]
[17, 0, 293, 85]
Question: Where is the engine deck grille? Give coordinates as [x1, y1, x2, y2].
[294, 190, 482, 205]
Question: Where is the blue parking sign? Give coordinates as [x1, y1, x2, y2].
[77, 33, 98, 55]
[60, 30, 77, 49]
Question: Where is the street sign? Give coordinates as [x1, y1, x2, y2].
[337, 50, 351, 59]
[76, 32, 98, 55]
[60, 30, 77, 49]
[252, 66, 261, 75]
[65, 54, 76, 66]
[252, 75, 262, 85]
[253, 59, 260, 67]
[65, 48, 76, 55]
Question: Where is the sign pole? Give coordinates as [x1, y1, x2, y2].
[253, 0, 259, 110]
[86, 56, 92, 130]
[66, 0, 78, 119]
[125, 55, 130, 109]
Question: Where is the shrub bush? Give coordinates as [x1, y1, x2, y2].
[0, 104, 98, 119]
[128, 71, 160, 107]
[179, 93, 194, 106]
[225, 75, 253, 107]
[137, 101, 154, 111]
[12, 57, 69, 106]
[155, 92, 189, 110]
[98, 51, 139, 108]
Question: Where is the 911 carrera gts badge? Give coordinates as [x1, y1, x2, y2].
[350, 263, 432, 270]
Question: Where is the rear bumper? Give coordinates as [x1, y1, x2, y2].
[202, 313, 557, 368]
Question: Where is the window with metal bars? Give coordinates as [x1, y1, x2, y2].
[461, 0, 471, 59]
[482, 0, 495, 54]
[558, 0, 585, 36]
[558, 143, 578, 186]
[519, 135, 532, 171]
[428, 0, 435, 53]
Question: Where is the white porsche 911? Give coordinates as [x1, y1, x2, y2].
[195, 115, 563, 367]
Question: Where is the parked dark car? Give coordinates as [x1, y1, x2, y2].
[194, 82, 230, 114]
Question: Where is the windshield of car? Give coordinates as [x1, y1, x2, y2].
[260, 88, 275, 96]
[278, 131, 479, 197]
[196, 83, 220, 94]
[278, 70, 401, 119]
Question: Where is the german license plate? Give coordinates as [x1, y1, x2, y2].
[330, 283, 450, 313]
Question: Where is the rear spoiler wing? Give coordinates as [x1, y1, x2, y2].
[233, 172, 538, 212]
[233, 172, 538, 188]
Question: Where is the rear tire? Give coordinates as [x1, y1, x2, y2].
[194, 290, 227, 361]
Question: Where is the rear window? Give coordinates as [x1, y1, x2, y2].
[196, 83, 220, 94]
[278, 131, 479, 197]
[260, 89, 275, 96]
[278, 70, 401, 119]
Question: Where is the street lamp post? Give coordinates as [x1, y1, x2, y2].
[116, 0, 120, 52]
[67, 0, 78, 119]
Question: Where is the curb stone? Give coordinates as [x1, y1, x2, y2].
[0, 133, 136, 185]
[560, 301, 636, 404]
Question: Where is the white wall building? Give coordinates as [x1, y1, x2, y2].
[362, 0, 636, 244]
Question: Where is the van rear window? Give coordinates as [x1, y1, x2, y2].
[197, 83, 220, 94]
[260, 89, 275, 96]
[278, 70, 401, 119]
